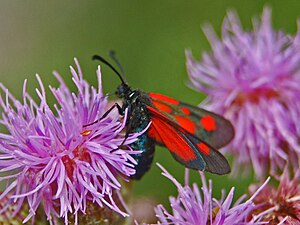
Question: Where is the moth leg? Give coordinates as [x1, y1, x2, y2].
[83, 103, 123, 128]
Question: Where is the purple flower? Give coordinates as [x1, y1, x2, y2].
[250, 169, 300, 224]
[0, 59, 142, 224]
[186, 7, 300, 179]
[153, 164, 269, 225]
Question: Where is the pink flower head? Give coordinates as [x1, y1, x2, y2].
[187, 7, 300, 179]
[154, 164, 269, 225]
[250, 169, 300, 224]
[0, 59, 142, 224]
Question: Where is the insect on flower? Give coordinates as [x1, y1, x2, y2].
[91, 52, 234, 179]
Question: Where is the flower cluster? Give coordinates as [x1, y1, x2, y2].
[187, 7, 300, 179]
[0, 59, 142, 224]
[153, 164, 269, 225]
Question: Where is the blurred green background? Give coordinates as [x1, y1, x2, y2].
[0, 0, 299, 222]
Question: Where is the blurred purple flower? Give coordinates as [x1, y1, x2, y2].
[153, 164, 269, 225]
[187, 7, 300, 179]
[250, 169, 300, 224]
[0, 59, 142, 224]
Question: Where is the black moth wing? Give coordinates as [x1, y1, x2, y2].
[147, 105, 231, 174]
[180, 102, 234, 149]
[149, 93, 235, 149]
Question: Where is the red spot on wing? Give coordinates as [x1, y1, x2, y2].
[149, 93, 179, 105]
[181, 107, 191, 115]
[200, 115, 216, 131]
[197, 142, 210, 155]
[152, 100, 172, 113]
[147, 111, 197, 161]
[174, 115, 196, 134]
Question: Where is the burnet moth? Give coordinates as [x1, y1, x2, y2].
[92, 53, 234, 179]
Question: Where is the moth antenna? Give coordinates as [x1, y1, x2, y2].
[92, 54, 126, 84]
[109, 50, 125, 77]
